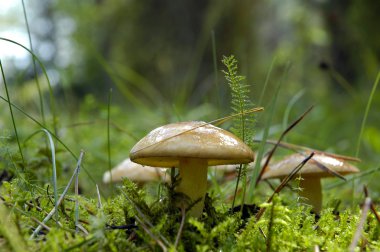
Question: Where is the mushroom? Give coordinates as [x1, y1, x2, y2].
[129, 121, 254, 217]
[102, 158, 168, 184]
[261, 152, 360, 213]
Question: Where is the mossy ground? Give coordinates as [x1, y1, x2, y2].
[0, 171, 379, 251]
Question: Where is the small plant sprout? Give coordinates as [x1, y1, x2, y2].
[102, 158, 168, 184]
[261, 152, 360, 213]
[129, 121, 254, 217]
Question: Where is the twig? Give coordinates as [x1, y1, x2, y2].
[76, 223, 89, 236]
[363, 186, 380, 224]
[134, 215, 167, 252]
[30, 151, 85, 239]
[349, 197, 371, 252]
[120, 190, 171, 247]
[31, 217, 51, 232]
[255, 152, 314, 221]
[255, 106, 314, 186]
[75, 158, 81, 233]
[253, 139, 361, 162]
[314, 245, 320, 252]
[96, 184, 102, 209]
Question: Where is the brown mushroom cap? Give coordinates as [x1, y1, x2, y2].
[261, 153, 360, 179]
[103, 158, 168, 184]
[130, 121, 254, 167]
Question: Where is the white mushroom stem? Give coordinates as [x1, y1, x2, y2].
[299, 177, 322, 213]
[176, 158, 208, 217]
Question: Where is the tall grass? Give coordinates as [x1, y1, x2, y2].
[0, 60, 25, 165]
[21, 0, 46, 128]
[355, 70, 380, 157]
[0, 38, 57, 134]
[247, 62, 291, 201]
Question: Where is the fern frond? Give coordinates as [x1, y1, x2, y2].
[222, 55, 256, 208]
[222, 55, 255, 148]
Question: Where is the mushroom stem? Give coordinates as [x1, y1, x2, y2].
[299, 177, 322, 213]
[176, 158, 208, 217]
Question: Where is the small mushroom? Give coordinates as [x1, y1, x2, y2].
[102, 158, 168, 184]
[261, 152, 360, 213]
[130, 121, 254, 217]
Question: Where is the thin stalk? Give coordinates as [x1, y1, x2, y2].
[282, 89, 305, 134]
[74, 158, 81, 233]
[174, 205, 186, 248]
[349, 197, 371, 252]
[355, 70, 380, 157]
[0, 60, 25, 165]
[211, 30, 220, 115]
[96, 184, 102, 209]
[353, 70, 379, 210]
[258, 57, 276, 106]
[107, 88, 113, 193]
[231, 164, 242, 211]
[41, 129, 59, 225]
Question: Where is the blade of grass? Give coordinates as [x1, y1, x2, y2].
[247, 62, 291, 200]
[211, 30, 220, 115]
[282, 89, 305, 134]
[21, 0, 46, 127]
[326, 165, 380, 189]
[107, 88, 113, 193]
[0, 95, 101, 194]
[41, 129, 59, 225]
[0, 37, 58, 135]
[355, 70, 380, 157]
[77, 37, 149, 110]
[258, 57, 276, 106]
[178, 1, 228, 105]
[30, 151, 85, 239]
[0, 60, 25, 166]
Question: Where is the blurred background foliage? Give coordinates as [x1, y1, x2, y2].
[0, 0, 379, 200]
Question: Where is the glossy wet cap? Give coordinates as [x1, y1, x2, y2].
[261, 153, 360, 179]
[103, 158, 168, 183]
[130, 121, 254, 167]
